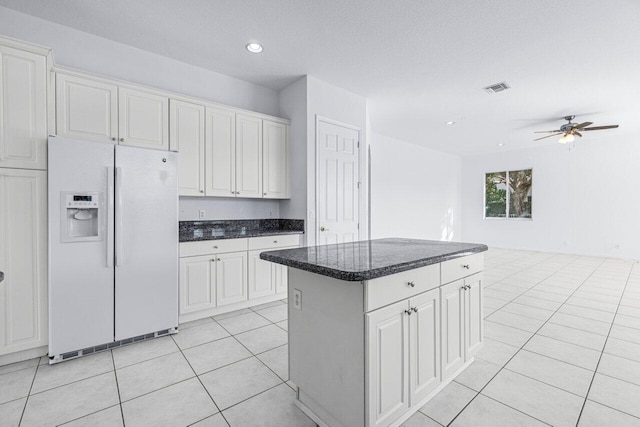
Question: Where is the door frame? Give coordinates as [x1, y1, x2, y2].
[314, 115, 366, 245]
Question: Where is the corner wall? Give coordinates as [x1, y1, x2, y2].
[460, 139, 640, 259]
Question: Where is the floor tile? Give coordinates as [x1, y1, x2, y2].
[565, 297, 618, 313]
[212, 308, 253, 321]
[234, 324, 288, 354]
[498, 303, 554, 321]
[453, 358, 502, 392]
[578, 400, 640, 427]
[615, 313, 640, 330]
[482, 369, 583, 427]
[537, 323, 606, 351]
[0, 358, 38, 376]
[31, 351, 113, 395]
[200, 357, 281, 410]
[111, 336, 179, 369]
[588, 373, 640, 418]
[216, 311, 270, 335]
[275, 320, 288, 331]
[557, 304, 616, 323]
[597, 352, 640, 386]
[0, 366, 36, 404]
[183, 336, 252, 375]
[618, 305, 640, 318]
[255, 304, 288, 323]
[256, 344, 288, 381]
[191, 412, 230, 426]
[180, 317, 215, 330]
[522, 289, 568, 302]
[172, 322, 230, 350]
[609, 324, 640, 344]
[512, 295, 562, 311]
[483, 321, 533, 347]
[475, 338, 520, 366]
[485, 311, 545, 333]
[523, 334, 601, 370]
[450, 394, 547, 427]
[604, 337, 640, 362]
[116, 351, 195, 401]
[548, 312, 611, 336]
[60, 404, 124, 426]
[419, 381, 477, 425]
[122, 378, 218, 427]
[222, 383, 315, 427]
[0, 397, 26, 427]
[505, 350, 593, 396]
[21, 372, 119, 427]
[400, 411, 441, 427]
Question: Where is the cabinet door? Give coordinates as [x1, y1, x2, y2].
[179, 255, 215, 315]
[0, 168, 47, 355]
[55, 73, 118, 144]
[366, 299, 410, 427]
[118, 87, 169, 150]
[248, 249, 275, 299]
[440, 280, 465, 381]
[274, 264, 288, 295]
[0, 46, 47, 170]
[205, 107, 236, 197]
[235, 114, 262, 198]
[409, 288, 440, 405]
[216, 251, 248, 306]
[170, 100, 205, 196]
[465, 273, 483, 359]
[262, 120, 289, 199]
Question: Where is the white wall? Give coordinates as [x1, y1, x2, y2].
[370, 133, 462, 241]
[461, 139, 640, 259]
[0, 6, 283, 221]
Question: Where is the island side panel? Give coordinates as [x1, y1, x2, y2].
[289, 269, 365, 427]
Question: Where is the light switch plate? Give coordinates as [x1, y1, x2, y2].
[293, 289, 302, 310]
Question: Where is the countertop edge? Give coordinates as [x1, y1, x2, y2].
[260, 244, 488, 281]
[179, 230, 304, 243]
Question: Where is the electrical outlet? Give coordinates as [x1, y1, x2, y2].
[199, 210, 206, 219]
[293, 289, 302, 310]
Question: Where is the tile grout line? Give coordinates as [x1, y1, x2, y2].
[574, 261, 637, 426]
[17, 355, 41, 427]
[109, 350, 126, 427]
[446, 255, 608, 427]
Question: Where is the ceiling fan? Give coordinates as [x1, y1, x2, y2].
[534, 115, 619, 143]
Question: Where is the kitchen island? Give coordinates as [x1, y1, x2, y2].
[261, 238, 488, 427]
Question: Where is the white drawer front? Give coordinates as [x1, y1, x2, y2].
[441, 253, 484, 284]
[180, 238, 248, 257]
[366, 264, 440, 312]
[248, 234, 300, 250]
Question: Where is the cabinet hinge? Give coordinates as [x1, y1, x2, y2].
[357, 223, 360, 230]
[357, 182, 361, 189]
[357, 141, 360, 148]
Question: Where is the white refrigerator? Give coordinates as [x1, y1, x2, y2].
[48, 136, 178, 362]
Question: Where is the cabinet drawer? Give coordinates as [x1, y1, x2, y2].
[366, 264, 440, 312]
[441, 253, 484, 284]
[180, 238, 248, 257]
[248, 234, 300, 250]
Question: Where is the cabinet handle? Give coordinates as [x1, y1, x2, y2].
[404, 309, 413, 316]
[210, 259, 215, 262]
[462, 264, 470, 269]
[213, 245, 218, 249]
[407, 281, 415, 288]
[274, 240, 278, 243]
[119, 138, 125, 142]
[263, 192, 267, 196]
[200, 190, 204, 193]
[412, 307, 418, 313]
[111, 137, 116, 142]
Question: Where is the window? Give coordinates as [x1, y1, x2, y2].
[485, 169, 532, 219]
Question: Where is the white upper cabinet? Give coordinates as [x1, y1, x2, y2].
[0, 45, 47, 170]
[205, 106, 236, 197]
[170, 100, 205, 196]
[263, 120, 289, 199]
[56, 73, 118, 144]
[118, 87, 169, 150]
[235, 114, 263, 198]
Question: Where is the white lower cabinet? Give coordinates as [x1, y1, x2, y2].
[178, 255, 215, 315]
[0, 168, 48, 355]
[215, 251, 247, 306]
[248, 246, 296, 299]
[441, 273, 483, 382]
[366, 288, 440, 427]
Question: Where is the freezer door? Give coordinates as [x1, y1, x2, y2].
[48, 136, 115, 356]
[114, 145, 178, 340]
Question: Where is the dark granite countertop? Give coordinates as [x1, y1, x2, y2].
[0, 271, 3, 283]
[260, 238, 488, 281]
[179, 219, 304, 242]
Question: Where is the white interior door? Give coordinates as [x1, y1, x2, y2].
[316, 118, 360, 245]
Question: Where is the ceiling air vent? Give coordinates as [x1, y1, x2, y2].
[483, 82, 510, 94]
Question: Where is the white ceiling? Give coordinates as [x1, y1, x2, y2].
[2, 0, 639, 155]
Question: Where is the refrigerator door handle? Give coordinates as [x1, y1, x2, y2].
[115, 166, 124, 266]
[106, 166, 115, 267]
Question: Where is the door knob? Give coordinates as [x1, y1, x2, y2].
[404, 309, 413, 316]
[320, 226, 330, 232]
[407, 281, 415, 288]
[462, 264, 470, 269]
[119, 138, 125, 142]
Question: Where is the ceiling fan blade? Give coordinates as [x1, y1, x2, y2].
[574, 121, 593, 130]
[534, 132, 563, 141]
[582, 125, 619, 131]
[534, 130, 561, 133]
[574, 131, 582, 137]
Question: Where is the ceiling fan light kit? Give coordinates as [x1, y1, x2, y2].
[533, 115, 619, 144]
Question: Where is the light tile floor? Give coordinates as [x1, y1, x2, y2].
[1, 248, 639, 426]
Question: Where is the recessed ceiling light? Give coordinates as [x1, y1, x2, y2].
[446, 121, 455, 126]
[245, 42, 263, 54]
[497, 143, 505, 146]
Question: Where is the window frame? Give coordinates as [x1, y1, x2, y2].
[483, 168, 533, 220]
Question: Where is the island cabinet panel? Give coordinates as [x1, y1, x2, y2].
[465, 274, 484, 359]
[440, 280, 466, 380]
[441, 252, 484, 284]
[409, 288, 441, 405]
[366, 264, 439, 312]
